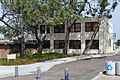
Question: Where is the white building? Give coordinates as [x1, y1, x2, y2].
[25, 16, 114, 54]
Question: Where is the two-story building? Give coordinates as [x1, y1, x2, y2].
[25, 16, 114, 54]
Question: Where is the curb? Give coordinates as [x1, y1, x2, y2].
[91, 69, 106, 80]
[91, 72, 103, 80]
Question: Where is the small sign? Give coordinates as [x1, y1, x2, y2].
[113, 33, 116, 38]
[7, 54, 16, 62]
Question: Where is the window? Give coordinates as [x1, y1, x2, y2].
[42, 40, 50, 49]
[54, 24, 65, 33]
[86, 40, 99, 49]
[47, 25, 50, 33]
[40, 25, 45, 34]
[85, 22, 98, 32]
[28, 26, 36, 34]
[54, 40, 65, 49]
[40, 25, 50, 34]
[0, 45, 8, 49]
[109, 39, 111, 47]
[69, 40, 81, 49]
[29, 31, 33, 34]
[70, 23, 81, 32]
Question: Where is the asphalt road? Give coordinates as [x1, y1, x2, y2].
[1, 54, 120, 80]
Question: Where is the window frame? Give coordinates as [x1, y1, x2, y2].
[40, 25, 45, 34]
[69, 40, 81, 49]
[85, 40, 99, 49]
[54, 24, 65, 33]
[40, 25, 50, 34]
[70, 23, 81, 32]
[54, 40, 65, 49]
[46, 25, 50, 34]
[85, 22, 99, 32]
[42, 40, 50, 49]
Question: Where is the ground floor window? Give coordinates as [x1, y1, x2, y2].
[54, 40, 65, 49]
[43, 40, 50, 49]
[86, 40, 99, 49]
[69, 40, 81, 49]
[109, 39, 111, 47]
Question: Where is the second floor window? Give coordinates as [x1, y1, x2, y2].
[40, 25, 45, 34]
[40, 25, 50, 34]
[85, 22, 98, 32]
[28, 26, 36, 34]
[47, 25, 50, 33]
[54, 24, 65, 33]
[70, 23, 81, 32]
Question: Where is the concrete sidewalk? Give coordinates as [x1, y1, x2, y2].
[96, 73, 120, 80]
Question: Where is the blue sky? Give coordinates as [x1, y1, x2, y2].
[0, 3, 120, 41]
[110, 4, 120, 41]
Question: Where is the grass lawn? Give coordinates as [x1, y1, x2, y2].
[0, 52, 81, 66]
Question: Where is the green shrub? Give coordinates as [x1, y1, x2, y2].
[0, 59, 37, 66]
[26, 52, 63, 59]
[0, 52, 83, 65]
[16, 56, 21, 58]
[0, 58, 6, 60]
[73, 54, 81, 56]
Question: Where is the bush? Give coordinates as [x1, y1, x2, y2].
[73, 54, 81, 56]
[0, 58, 6, 60]
[26, 52, 63, 59]
[0, 59, 37, 66]
[0, 52, 83, 65]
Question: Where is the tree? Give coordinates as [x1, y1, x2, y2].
[0, 25, 20, 39]
[63, 0, 88, 54]
[82, 0, 119, 54]
[20, 0, 83, 55]
[0, 0, 33, 58]
[0, 0, 83, 55]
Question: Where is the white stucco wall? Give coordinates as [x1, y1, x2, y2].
[25, 17, 114, 54]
